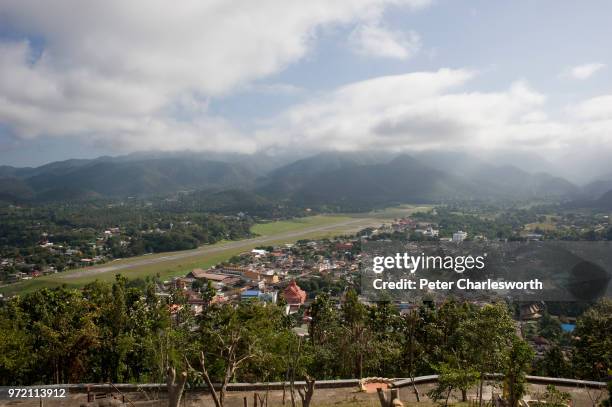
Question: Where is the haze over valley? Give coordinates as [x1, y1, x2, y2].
[1, 151, 611, 212]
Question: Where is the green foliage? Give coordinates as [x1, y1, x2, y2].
[503, 337, 534, 407]
[459, 303, 516, 372]
[532, 385, 571, 407]
[458, 303, 516, 406]
[535, 346, 571, 378]
[0, 202, 253, 284]
[428, 363, 479, 406]
[193, 302, 293, 383]
[538, 312, 563, 342]
[601, 381, 612, 407]
[0, 275, 172, 384]
[201, 280, 216, 306]
[0, 283, 609, 391]
[572, 299, 612, 380]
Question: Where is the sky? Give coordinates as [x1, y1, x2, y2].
[0, 0, 611, 179]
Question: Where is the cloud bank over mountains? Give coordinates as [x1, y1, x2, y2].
[263, 69, 612, 157]
[0, 0, 611, 167]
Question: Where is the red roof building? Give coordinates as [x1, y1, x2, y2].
[283, 280, 307, 305]
[335, 242, 354, 251]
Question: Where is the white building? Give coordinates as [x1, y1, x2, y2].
[452, 231, 468, 242]
[423, 227, 439, 238]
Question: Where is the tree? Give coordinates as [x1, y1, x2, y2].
[98, 275, 131, 382]
[201, 280, 217, 307]
[532, 385, 571, 407]
[306, 294, 340, 378]
[191, 303, 291, 407]
[367, 300, 403, 378]
[19, 287, 99, 383]
[0, 300, 32, 385]
[600, 381, 612, 407]
[166, 367, 187, 407]
[503, 337, 534, 407]
[428, 362, 479, 406]
[572, 299, 612, 380]
[538, 312, 562, 342]
[536, 346, 570, 378]
[459, 303, 516, 407]
[401, 310, 423, 401]
[308, 294, 338, 347]
[296, 376, 316, 407]
[340, 289, 369, 378]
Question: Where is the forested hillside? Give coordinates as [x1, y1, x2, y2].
[1, 279, 609, 388]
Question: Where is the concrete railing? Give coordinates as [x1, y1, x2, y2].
[393, 375, 606, 390]
[3, 375, 605, 394]
[525, 376, 607, 389]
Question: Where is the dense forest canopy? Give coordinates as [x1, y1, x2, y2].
[1, 276, 610, 387]
[0, 201, 255, 282]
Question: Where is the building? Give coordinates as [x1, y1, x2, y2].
[242, 269, 279, 284]
[240, 290, 278, 304]
[222, 265, 253, 275]
[520, 302, 545, 320]
[251, 249, 268, 256]
[241, 290, 261, 302]
[259, 291, 278, 304]
[423, 227, 439, 238]
[283, 280, 307, 306]
[187, 268, 241, 288]
[525, 233, 543, 241]
[452, 231, 468, 242]
[173, 277, 194, 290]
[335, 242, 354, 251]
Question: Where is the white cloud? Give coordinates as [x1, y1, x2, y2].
[0, 0, 430, 152]
[562, 63, 606, 80]
[571, 95, 612, 120]
[349, 23, 421, 59]
[257, 70, 574, 152]
[567, 95, 612, 149]
[2, 0, 610, 160]
[242, 83, 305, 95]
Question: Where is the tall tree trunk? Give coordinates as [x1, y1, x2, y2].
[166, 367, 187, 407]
[407, 313, 420, 402]
[297, 377, 315, 407]
[445, 388, 452, 407]
[196, 352, 222, 407]
[411, 378, 420, 402]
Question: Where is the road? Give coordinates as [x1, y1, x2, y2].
[57, 217, 373, 280]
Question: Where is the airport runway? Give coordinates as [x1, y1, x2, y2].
[57, 217, 373, 280]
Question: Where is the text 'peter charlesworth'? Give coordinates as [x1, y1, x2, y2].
[370, 252, 543, 291]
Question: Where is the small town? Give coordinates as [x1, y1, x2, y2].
[1, 2, 612, 406]
[154, 217, 581, 371]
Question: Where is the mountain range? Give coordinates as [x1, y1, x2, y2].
[0, 151, 610, 210]
[0, 156, 257, 202]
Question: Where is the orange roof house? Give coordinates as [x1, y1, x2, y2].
[187, 269, 240, 287]
[283, 280, 307, 305]
[242, 269, 279, 284]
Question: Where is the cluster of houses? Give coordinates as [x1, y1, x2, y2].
[389, 217, 472, 242]
[0, 228, 125, 284]
[157, 233, 370, 319]
[165, 259, 309, 316]
[162, 241, 356, 316]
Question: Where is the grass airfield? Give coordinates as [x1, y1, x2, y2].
[0, 213, 390, 295]
[0, 205, 433, 295]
